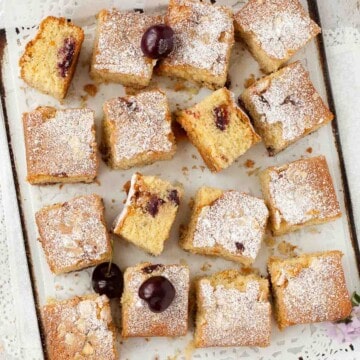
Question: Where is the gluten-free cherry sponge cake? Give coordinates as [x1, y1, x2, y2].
[42, 294, 117, 359]
[102, 89, 176, 169]
[121, 263, 190, 337]
[91, 9, 162, 88]
[157, 0, 234, 89]
[268, 251, 352, 329]
[113, 173, 183, 255]
[195, 270, 271, 347]
[35, 194, 112, 274]
[180, 187, 269, 265]
[19, 16, 84, 100]
[176, 88, 260, 172]
[240, 62, 334, 156]
[234, 0, 321, 73]
[23, 106, 98, 184]
[260, 156, 341, 235]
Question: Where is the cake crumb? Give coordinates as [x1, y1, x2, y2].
[200, 165, 206, 172]
[83, 83, 98, 97]
[182, 166, 189, 175]
[192, 154, 198, 159]
[244, 159, 255, 168]
[244, 74, 256, 88]
[247, 166, 262, 176]
[264, 236, 276, 247]
[192, 165, 198, 170]
[200, 262, 212, 271]
[123, 180, 131, 193]
[58, 184, 64, 190]
[306, 147, 313, 153]
[278, 240, 297, 256]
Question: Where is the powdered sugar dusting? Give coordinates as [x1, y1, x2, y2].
[277, 253, 350, 324]
[36, 194, 111, 273]
[94, 10, 160, 76]
[104, 90, 174, 161]
[193, 191, 268, 261]
[268, 156, 341, 228]
[43, 295, 116, 359]
[124, 264, 189, 336]
[236, 0, 320, 59]
[249, 62, 330, 142]
[198, 279, 271, 346]
[24, 108, 97, 179]
[163, 0, 234, 75]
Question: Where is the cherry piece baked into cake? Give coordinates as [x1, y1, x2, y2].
[268, 251, 352, 329]
[157, 0, 234, 89]
[121, 263, 190, 337]
[19, 16, 84, 100]
[180, 187, 269, 265]
[101, 89, 176, 169]
[42, 295, 117, 359]
[23, 106, 98, 184]
[195, 270, 271, 347]
[176, 87, 261, 172]
[260, 156, 341, 236]
[91, 9, 162, 88]
[36, 194, 112, 274]
[240, 61, 334, 156]
[113, 173, 183, 255]
[234, 0, 321, 73]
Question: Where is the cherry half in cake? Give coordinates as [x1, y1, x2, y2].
[141, 24, 174, 59]
[139, 275, 176, 313]
[92, 262, 124, 298]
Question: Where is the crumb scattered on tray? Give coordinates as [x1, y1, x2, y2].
[200, 262, 212, 272]
[247, 166, 261, 176]
[277, 240, 298, 256]
[244, 159, 255, 168]
[83, 83, 98, 97]
[182, 166, 189, 175]
[306, 147, 313, 153]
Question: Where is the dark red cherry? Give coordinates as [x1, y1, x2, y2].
[92, 262, 123, 298]
[138, 276, 175, 313]
[141, 24, 174, 59]
[213, 105, 229, 131]
[57, 37, 75, 77]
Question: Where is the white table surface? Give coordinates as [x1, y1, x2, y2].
[0, 1, 359, 359]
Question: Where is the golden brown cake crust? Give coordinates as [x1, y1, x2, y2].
[234, 0, 320, 73]
[241, 62, 334, 155]
[19, 16, 84, 99]
[180, 187, 269, 265]
[36, 194, 112, 274]
[194, 270, 271, 348]
[268, 251, 352, 330]
[102, 89, 176, 169]
[260, 155, 341, 235]
[157, 0, 234, 89]
[176, 88, 261, 172]
[42, 294, 117, 359]
[91, 10, 162, 87]
[23, 106, 99, 184]
[113, 173, 183, 255]
[121, 263, 190, 337]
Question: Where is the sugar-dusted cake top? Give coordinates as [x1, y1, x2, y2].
[267, 156, 341, 227]
[43, 295, 116, 359]
[36, 194, 111, 273]
[123, 263, 189, 336]
[23, 107, 97, 179]
[104, 90, 174, 162]
[163, 0, 234, 74]
[235, 0, 320, 60]
[93, 9, 161, 76]
[270, 251, 351, 325]
[193, 190, 268, 260]
[197, 273, 270, 346]
[244, 62, 333, 143]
